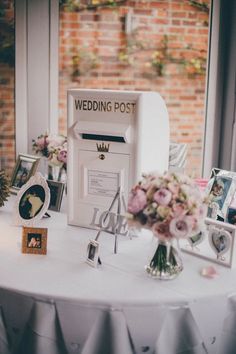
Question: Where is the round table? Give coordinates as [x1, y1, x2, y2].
[0, 196, 235, 354]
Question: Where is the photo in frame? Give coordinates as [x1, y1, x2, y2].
[10, 154, 40, 194]
[22, 226, 47, 255]
[205, 168, 236, 221]
[47, 180, 65, 212]
[14, 172, 50, 226]
[86, 240, 100, 267]
[180, 218, 236, 268]
[227, 207, 236, 225]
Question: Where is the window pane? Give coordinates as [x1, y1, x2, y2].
[59, 0, 210, 177]
[0, 0, 15, 174]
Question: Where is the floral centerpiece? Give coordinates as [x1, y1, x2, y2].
[127, 172, 207, 279]
[32, 133, 67, 181]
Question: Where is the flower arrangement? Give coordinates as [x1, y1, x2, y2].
[127, 172, 207, 241]
[32, 132, 67, 181]
[32, 133, 67, 170]
[127, 172, 207, 279]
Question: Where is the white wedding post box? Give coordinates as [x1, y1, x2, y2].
[67, 89, 169, 228]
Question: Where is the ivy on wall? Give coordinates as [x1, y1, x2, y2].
[188, 0, 209, 13]
[118, 34, 207, 77]
[59, 0, 126, 11]
[71, 47, 99, 78]
[0, 0, 209, 70]
[61, 0, 208, 79]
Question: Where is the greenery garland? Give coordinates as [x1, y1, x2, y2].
[59, 0, 126, 12]
[0, 170, 10, 207]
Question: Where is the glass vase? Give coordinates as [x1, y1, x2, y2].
[48, 164, 61, 181]
[41, 159, 66, 183]
[145, 237, 183, 280]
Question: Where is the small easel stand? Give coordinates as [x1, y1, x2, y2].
[86, 187, 127, 267]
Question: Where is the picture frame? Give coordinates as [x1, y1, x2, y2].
[180, 218, 236, 268]
[47, 180, 65, 212]
[14, 172, 50, 226]
[22, 226, 47, 255]
[10, 154, 40, 194]
[205, 168, 236, 221]
[86, 240, 100, 267]
[227, 207, 236, 225]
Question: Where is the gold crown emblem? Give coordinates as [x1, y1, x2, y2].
[96, 142, 110, 152]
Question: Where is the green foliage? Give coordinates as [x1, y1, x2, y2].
[71, 47, 99, 78]
[119, 34, 206, 77]
[188, 0, 209, 13]
[59, 0, 126, 12]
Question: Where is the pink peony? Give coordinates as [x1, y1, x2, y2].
[152, 221, 171, 240]
[36, 136, 47, 149]
[172, 203, 186, 217]
[167, 182, 179, 196]
[128, 188, 147, 214]
[57, 148, 67, 164]
[153, 188, 172, 206]
[169, 216, 191, 238]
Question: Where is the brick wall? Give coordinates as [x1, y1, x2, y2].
[59, 0, 210, 177]
[0, 0, 15, 174]
[0, 0, 209, 177]
[0, 64, 15, 173]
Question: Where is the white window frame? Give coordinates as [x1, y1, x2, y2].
[203, 0, 236, 176]
[15, 0, 58, 156]
[15, 0, 236, 177]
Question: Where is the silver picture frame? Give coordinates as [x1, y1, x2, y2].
[10, 153, 40, 194]
[205, 168, 236, 221]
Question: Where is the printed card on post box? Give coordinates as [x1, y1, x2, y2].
[67, 89, 170, 229]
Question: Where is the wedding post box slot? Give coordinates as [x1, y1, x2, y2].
[67, 89, 170, 229]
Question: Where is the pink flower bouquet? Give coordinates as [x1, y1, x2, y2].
[32, 133, 67, 181]
[127, 172, 208, 279]
[32, 133, 67, 169]
[127, 172, 207, 241]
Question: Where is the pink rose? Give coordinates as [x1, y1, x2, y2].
[152, 221, 171, 240]
[153, 188, 172, 206]
[172, 203, 186, 217]
[167, 182, 179, 197]
[36, 136, 47, 149]
[169, 216, 191, 238]
[127, 188, 147, 214]
[57, 148, 67, 163]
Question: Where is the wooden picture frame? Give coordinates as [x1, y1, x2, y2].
[47, 180, 65, 211]
[22, 226, 47, 255]
[10, 154, 40, 194]
[14, 172, 50, 226]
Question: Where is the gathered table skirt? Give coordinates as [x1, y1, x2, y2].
[0, 196, 235, 354]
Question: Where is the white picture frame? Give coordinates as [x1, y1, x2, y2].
[86, 240, 100, 267]
[181, 218, 236, 268]
[14, 172, 50, 226]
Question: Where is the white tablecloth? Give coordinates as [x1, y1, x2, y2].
[0, 196, 236, 353]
